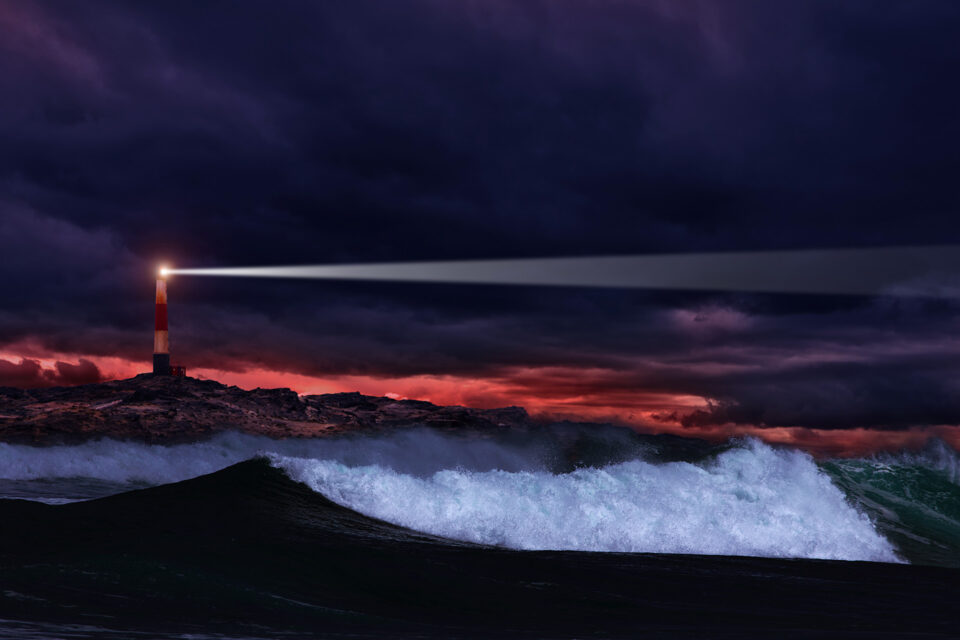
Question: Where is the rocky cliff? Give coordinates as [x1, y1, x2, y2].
[0, 375, 532, 444]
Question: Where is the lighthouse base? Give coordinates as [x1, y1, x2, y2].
[153, 353, 171, 376]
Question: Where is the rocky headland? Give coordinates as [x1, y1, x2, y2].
[0, 374, 533, 444]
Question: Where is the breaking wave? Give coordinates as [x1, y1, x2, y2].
[273, 439, 900, 562]
[3, 429, 959, 564]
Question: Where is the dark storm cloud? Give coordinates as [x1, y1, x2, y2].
[668, 358, 960, 431]
[2, 1, 960, 429]
[0, 358, 103, 388]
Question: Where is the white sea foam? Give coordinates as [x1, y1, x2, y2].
[273, 439, 902, 562]
[0, 429, 550, 483]
[0, 434, 261, 484]
[0, 431, 903, 562]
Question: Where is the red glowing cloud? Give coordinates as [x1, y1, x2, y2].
[2, 346, 957, 459]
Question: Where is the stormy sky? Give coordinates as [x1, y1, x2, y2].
[2, 0, 960, 451]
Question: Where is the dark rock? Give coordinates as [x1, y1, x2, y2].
[0, 376, 537, 444]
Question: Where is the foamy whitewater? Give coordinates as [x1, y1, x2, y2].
[0, 431, 934, 563]
[273, 440, 899, 562]
[0, 430, 546, 483]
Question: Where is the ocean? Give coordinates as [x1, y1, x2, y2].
[0, 427, 957, 638]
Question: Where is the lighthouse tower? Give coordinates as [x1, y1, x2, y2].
[153, 268, 171, 375]
[153, 266, 187, 377]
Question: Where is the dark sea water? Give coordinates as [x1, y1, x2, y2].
[0, 427, 958, 638]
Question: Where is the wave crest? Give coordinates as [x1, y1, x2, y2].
[273, 439, 901, 562]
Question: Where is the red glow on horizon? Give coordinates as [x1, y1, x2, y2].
[2, 348, 958, 459]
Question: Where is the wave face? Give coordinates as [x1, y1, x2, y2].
[273, 439, 899, 562]
[3, 428, 960, 565]
[823, 439, 960, 567]
[1, 458, 956, 640]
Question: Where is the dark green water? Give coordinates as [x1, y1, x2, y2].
[823, 443, 960, 567]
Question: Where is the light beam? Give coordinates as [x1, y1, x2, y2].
[165, 245, 960, 296]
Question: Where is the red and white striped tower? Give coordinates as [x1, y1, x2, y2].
[153, 268, 171, 375]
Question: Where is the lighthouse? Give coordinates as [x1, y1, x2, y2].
[153, 267, 171, 375]
[153, 266, 186, 377]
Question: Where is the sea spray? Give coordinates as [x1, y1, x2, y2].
[6, 430, 960, 563]
[272, 439, 901, 562]
[877, 438, 960, 485]
[0, 429, 558, 484]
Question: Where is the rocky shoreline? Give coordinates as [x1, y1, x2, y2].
[0, 374, 533, 444]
